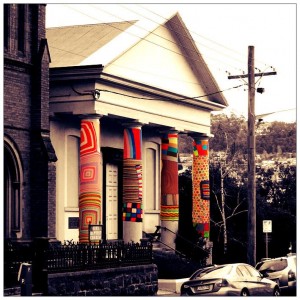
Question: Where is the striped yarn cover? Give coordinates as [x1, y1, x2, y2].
[124, 128, 142, 160]
[161, 133, 179, 221]
[192, 137, 210, 238]
[161, 205, 179, 221]
[79, 120, 101, 243]
[123, 127, 143, 222]
[123, 160, 143, 203]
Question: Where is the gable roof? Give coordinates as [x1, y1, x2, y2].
[47, 12, 228, 107]
[46, 21, 135, 67]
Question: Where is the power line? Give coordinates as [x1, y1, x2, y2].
[48, 4, 274, 100]
[65, 4, 258, 78]
[53, 4, 245, 90]
[136, 4, 274, 73]
[119, 4, 249, 75]
[96, 83, 247, 101]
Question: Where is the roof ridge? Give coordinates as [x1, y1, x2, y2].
[47, 20, 137, 30]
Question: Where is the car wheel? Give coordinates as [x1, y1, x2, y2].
[273, 287, 281, 296]
[241, 289, 249, 296]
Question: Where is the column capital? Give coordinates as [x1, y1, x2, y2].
[159, 129, 179, 134]
[79, 114, 103, 120]
[121, 120, 146, 129]
[188, 132, 214, 139]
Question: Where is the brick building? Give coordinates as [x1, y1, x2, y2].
[4, 4, 57, 242]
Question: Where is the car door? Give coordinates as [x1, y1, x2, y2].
[244, 265, 273, 295]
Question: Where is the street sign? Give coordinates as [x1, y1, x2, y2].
[263, 220, 272, 233]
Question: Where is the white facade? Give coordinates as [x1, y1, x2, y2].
[48, 12, 227, 244]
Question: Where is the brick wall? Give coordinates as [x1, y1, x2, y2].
[4, 4, 57, 241]
[47, 265, 158, 296]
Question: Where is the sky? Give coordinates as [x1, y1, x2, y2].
[45, 1, 297, 123]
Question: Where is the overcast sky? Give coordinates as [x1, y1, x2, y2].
[45, 1, 297, 123]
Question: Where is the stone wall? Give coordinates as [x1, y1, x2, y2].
[47, 264, 158, 296]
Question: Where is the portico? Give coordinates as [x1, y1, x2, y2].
[47, 13, 228, 248]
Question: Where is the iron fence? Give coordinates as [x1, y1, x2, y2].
[46, 241, 153, 273]
[4, 239, 153, 288]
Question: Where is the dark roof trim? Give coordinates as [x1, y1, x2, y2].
[50, 64, 104, 81]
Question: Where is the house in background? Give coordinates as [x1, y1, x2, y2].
[46, 12, 228, 249]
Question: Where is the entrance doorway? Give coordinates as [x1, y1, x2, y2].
[106, 163, 118, 240]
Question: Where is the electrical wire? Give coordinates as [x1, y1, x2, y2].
[93, 3, 247, 75]
[65, 4, 255, 78]
[50, 4, 242, 89]
[137, 4, 275, 72]
[121, 4, 249, 74]
[48, 4, 271, 95]
[72, 3, 277, 85]
[96, 83, 247, 101]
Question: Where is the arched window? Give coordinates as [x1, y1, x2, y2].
[4, 141, 22, 239]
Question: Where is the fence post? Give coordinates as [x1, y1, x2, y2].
[32, 237, 49, 295]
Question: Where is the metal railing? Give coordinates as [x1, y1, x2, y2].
[144, 225, 210, 261]
[46, 241, 153, 273]
[4, 239, 153, 289]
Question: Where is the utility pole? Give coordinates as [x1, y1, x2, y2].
[247, 46, 256, 267]
[228, 46, 276, 266]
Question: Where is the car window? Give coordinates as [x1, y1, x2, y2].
[199, 265, 232, 279]
[245, 265, 261, 277]
[257, 259, 287, 272]
[236, 267, 244, 277]
[237, 265, 252, 277]
[191, 267, 213, 279]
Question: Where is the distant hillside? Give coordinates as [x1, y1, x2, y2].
[179, 114, 296, 155]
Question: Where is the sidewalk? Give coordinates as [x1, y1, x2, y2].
[157, 278, 188, 296]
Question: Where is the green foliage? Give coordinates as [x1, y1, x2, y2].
[256, 164, 296, 214]
[210, 113, 296, 154]
[178, 113, 296, 263]
[256, 121, 296, 154]
[209, 164, 248, 263]
[256, 163, 296, 259]
[210, 113, 247, 156]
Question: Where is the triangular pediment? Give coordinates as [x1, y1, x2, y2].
[47, 12, 227, 107]
[103, 19, 209, 100]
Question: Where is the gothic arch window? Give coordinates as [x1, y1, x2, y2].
[4, 139, 22, 239]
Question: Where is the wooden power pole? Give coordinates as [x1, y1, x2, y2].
[247, 46, 256, 266]
[228, 46, 276, 266]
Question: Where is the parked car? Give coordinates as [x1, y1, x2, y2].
[256, 254, 296, 295]
[180, 263, 280, 296]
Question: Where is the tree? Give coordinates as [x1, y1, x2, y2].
[178, 114, 296, 262]
[209, 114, 248, 258]
[256, 121, 296, 154]
[210, 113, 247, 155]
[255, 163, 296, 259]
[209, 163, 248, 263]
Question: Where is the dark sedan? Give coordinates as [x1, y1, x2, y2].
[180, 263, 280, 296]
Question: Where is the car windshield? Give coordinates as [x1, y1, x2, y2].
[191, 267, 214, 279]
[257, 259, 287, 272]
[198, 265, 232, 279]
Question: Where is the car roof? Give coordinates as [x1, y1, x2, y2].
[259, 255, 296, 262]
